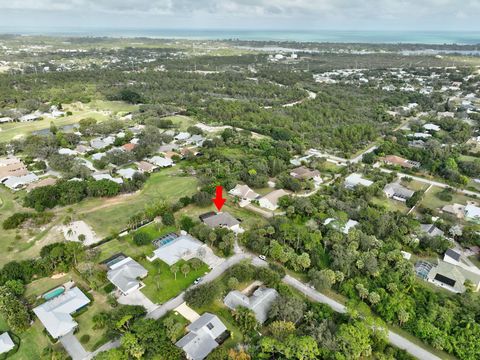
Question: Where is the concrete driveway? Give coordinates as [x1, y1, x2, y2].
[117, 289, 157, 312]
[59, 331, 89, 360]
[174, 302, 200, 322]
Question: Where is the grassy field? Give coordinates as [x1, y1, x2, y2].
[163, 115, 195, 131]
[70, 167, 198, 238]
[421, 186, 475, 210]
[140, 258, 209, 304]
[370, 196, 409, 213]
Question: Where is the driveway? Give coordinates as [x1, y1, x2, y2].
[174, 302, 200, 322]
[59, 331, 89, 360]
[117, 289, 157, 312]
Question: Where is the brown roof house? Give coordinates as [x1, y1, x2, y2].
[381, 155, 420, 169]
[289, 166, 322, 184]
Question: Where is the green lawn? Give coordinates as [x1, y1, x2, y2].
[370, 196, 409, 213]
[70, 167, 198, 237]
[140, 258, 209, 304]
[421, 186, 474, 210]
[75, 291, 113, 351]
[162, 115, 195, 131]
[24, 272, 86, 302]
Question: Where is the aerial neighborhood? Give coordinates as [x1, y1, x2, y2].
[0, 32, 479, 360]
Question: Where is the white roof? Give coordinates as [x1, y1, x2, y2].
[107, 257, 148, 294]
[149, 156, 173, 167]
[2, 173, 39, 190]
[117, 168, 137, 179]
[175, 132, 190, 141]
[260, 189, 289, 207]
[324, 218, 358, 234]
[465, 204, 480, 220]
[0, 333, 14, 354]
[58, 148, 77, 156]
[152, 234, 203, 266]
[423, 123, 441, 131]
[33, 287, 90, 339]
[0, 117, 12, 123]
[228, 184, 259, 200]
[92, 152, 106, 161]
[92, 173, 123, 184]
[345, 173, 373, 187]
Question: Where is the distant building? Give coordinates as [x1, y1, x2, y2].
[420, 224, 445, 238]
[289, 166, 322, 183]
[441, 203, 465, 219]
[200, 212, 243, 234]
[383, 183, 415, 202]
[464, 204, 480, 223]
[148, 156, 173, 168]
[176, 313, 228, 360]
[0, 157, 28, 181]
[258, 189, 290, 211]
[0, 117, 13, 123]
[423, 123, 441, 132]
[2, 173, 39, 191]
[135, 161, 157, 173]
[107, 257, 148, 296]
[228, 184, 259, 203]
[58, 148, 77, 156]
[122, 143, 136, 152]
[344, 173, 373, 189]
[33, 287, 90, 339]
[92, 173, 123, 184]
[224, 287, 278, 323]
[324, 218, 359, 234]
[381, 155, 420, 169]
[117, 168, 138, 180]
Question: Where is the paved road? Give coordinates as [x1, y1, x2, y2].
[283, 275, 442, 360]
[380, 167, 480, 198]
[91, 249, 442, 360]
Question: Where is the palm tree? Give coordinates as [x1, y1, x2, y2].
[170, 264, 179, 280]
[181, 264, 190, 278]
[66, 228, 74, 238]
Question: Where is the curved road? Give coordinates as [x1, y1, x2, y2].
[89, 250, 444, 360]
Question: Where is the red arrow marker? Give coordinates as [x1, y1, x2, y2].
[212, 185, 226, 211]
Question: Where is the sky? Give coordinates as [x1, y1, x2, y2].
[0, 0, 479, 31]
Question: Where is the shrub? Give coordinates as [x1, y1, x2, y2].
[133, 232, 151, 246]
[185, 282, 221, 308]
[80, 335, 90, 344]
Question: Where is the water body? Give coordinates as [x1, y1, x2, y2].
[1, 27, 480, 45]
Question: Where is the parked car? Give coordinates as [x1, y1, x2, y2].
[259, 255, 267, 261]
[194, 277, 203, 285]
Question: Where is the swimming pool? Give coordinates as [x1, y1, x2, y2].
[43, 286, 65, 300]
[153, 233, 178, 247]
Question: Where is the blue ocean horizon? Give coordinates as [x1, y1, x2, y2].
[1, 27, 479, 45]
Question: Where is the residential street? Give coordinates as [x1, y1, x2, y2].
[89, 247, 443, 360]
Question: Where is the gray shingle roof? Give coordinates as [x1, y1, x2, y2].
[107, 257, 148, 294]
[201, 212, 240, 229]
[224, 287, 278, 323]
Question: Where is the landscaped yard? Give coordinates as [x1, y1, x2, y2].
[75, 290, 113, 351]
[421, 186, 475, 210]
[370, 196, 409, 213]
[140, 258, 209, 304]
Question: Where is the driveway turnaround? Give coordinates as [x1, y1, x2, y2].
[59, 331, 89, 360]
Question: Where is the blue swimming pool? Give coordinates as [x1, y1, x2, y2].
[43, 286, 65, 300]
[153, 233, 178, 247]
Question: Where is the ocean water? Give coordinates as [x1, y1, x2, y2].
[1, 27, 479, 45]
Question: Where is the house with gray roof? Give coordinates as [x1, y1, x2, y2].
[420, 224, 445, 238]
[383, 183, 415, 202]
[107, 257, 148, 296]
[427, 259, 480, 293]
[200, 212, 243, 234]
[117, 168, 138, 180]
[33, 287, 90, 339]
[2, 173, 39, 191]
[176, 313, 228, 360]
[344, 173, 373, 189]
[224, 287, 278, 323]
[228, 184, 259, 203]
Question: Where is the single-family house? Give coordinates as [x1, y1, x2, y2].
[186, 134, 205, 146]
[175, 313, 228, 360]
[2, 173, 39, 190]
[19, 113, 41, 122]
[33, 287, 91, 339]
[200, 212, 243, 234]
[92, 173, 123, 184]
[228, 184, 259, 202]
[224, 287, 278, 323]
[117, 168, 138, 180]
[427, 259, 480, 293]
[0, 117, 13, 123]
[74, 144, 92, 154]
[420, 224, 444, 238]
[290, 166, 322, 184]
[444, 249, 461, 266]
[259, 189, 290, 211]
[148, 233, 204, 265]
[0, 332, 15, 355]
[324, 218, 359, 234]
[423, 123, 441, 132]
[122, 143, 136, 152]
[58, 148, 77, 156]
[344, 173, 373, 189]
[174, 132, 191, 141]
[464, 204, 480, 223]
[135, 161, 157, 173]
[442, 203, 465, 219]
[107, 257, 148, 296]
[92, 152, 106, 161]
[383, 183, 415, 202]
[381, 155, 420, 169]
[0, 157, 28, 181]
[148, 156, 173, 168]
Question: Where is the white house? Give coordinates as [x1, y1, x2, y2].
[383, 183, 415, 202]
[464, 204, 480, 223]
[228, 184, 259, 203]
[259, 189, 289, 211]
[33, 287, 90, 339]
[107, 257, 148, 296]
[92, 173, 123, 184]
[200, 212, 244, 234]
[148, 156, 173, 168]
[423, 123, 441, 132]
[344, 173, 373, 189]
[117, 168, 138, 180]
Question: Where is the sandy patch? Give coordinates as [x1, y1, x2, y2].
[61, 220, 100, 246]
